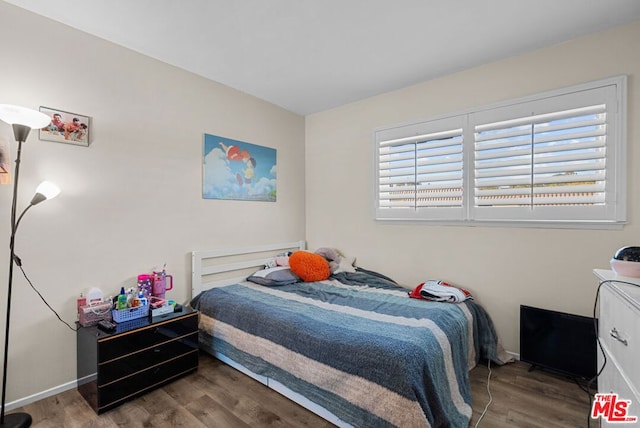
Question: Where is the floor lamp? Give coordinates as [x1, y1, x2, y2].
[0, 105, 60, 428]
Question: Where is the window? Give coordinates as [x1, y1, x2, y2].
[377, 115, 465, 220]
[374, 76, 626, 227]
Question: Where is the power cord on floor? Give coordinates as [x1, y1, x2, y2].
[474, 359, 492, 428]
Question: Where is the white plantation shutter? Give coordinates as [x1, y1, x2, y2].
[374, 76, 626, 227]
[376, 116, 465, 220]
[469, 82, 623, 222]
[474, 105, 607, 206]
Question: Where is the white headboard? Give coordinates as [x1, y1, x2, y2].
[191, 240, 306, 299]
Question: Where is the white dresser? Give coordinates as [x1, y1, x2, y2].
[594, 269, 640, 427]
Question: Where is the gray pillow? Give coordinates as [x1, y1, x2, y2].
[247, 266, 301, 286]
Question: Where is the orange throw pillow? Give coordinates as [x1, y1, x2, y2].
[289, 251, 331, 282]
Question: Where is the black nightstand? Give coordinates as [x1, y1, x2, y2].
[77, 308, 199, 414]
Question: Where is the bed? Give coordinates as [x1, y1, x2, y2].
[190, 241, 510, 428]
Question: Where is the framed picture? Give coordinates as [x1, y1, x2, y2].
[0, 137, 10, 185]
[39, 106, 90, 146]
[203, 133, 277, 202]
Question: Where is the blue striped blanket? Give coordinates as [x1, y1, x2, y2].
[191, 271, 509, 428]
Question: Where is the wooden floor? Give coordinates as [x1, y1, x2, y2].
[468, 360, 594, 428]
[15, 352, 594, 427]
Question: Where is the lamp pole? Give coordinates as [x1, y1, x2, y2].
[0, 105, 56, 428]
[1, 125, 32, 428]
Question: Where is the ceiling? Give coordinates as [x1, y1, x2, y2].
[4, 0, 640, 115]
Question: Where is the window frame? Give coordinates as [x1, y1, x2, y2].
[373, 76, 627, 229]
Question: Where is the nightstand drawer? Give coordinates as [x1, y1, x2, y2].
[99, 332, 198, 385]
[98, 350, 198, 411]
[600, 285, 640, 387]
[98, 313, 198, 362]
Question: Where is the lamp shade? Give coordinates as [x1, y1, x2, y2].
[0, 104, 51, 129]
[30, 181, 61, 206]
[29, 181, 61, 206]
[35, 181, 61, 200]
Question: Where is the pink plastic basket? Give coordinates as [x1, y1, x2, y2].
[78, 302, 112, 327]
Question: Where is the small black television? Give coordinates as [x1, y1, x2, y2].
[520, 305, 598, 383]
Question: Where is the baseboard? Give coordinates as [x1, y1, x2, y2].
[507, 350, 520, 360]
[4, 375, 94, 411]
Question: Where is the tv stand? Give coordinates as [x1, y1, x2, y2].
[525, 363, 596, 386]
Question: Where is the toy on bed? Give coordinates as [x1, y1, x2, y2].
[314, 247, 357, 274]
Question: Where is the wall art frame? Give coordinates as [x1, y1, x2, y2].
[0, 137, 10, 185]
[203, 133, 277, 202]
[39, 106, 91, 147]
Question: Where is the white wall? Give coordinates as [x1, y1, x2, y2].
[305, 21, 640, 354]
[0, 2, 305, 404]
